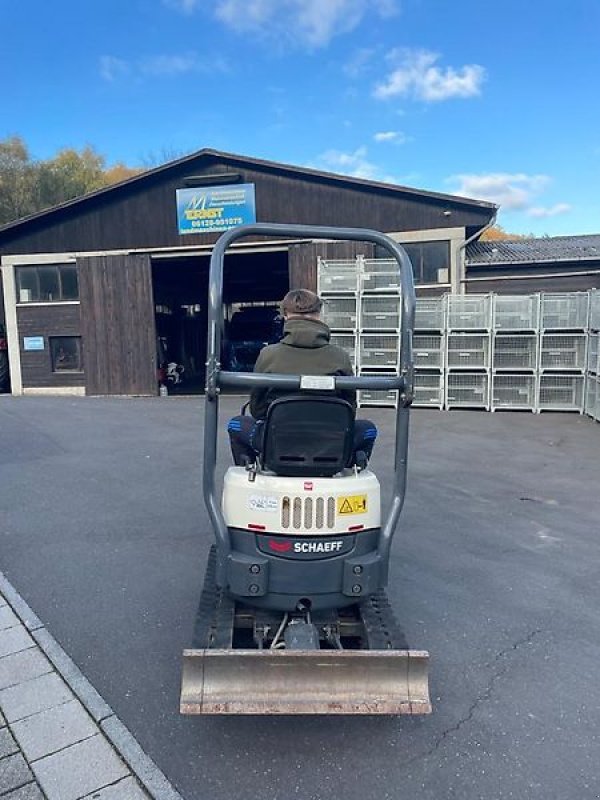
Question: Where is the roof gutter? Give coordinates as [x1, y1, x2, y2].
[456, 210, 498, 294]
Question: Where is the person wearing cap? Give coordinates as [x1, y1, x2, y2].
[227, 288, 377, 466]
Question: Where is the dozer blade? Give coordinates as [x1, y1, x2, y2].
[181, 648, 431, 715]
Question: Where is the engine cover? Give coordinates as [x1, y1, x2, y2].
[222, 467, 380, 536]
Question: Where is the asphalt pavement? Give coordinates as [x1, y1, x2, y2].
[1, 395, 599, 800]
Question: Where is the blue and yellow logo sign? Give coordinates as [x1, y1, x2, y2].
[176, 183, 256, 235]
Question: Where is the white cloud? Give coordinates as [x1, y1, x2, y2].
[527, 203, 571, 218]
[375, 48, 485, 102]
[373, 130, 407, 143]
[140, 54, 202, 76]
[214, 0, 399, 48]
[313, 146, 398, 183]
[99, 56, 130, 82]
[448, 172, 550, 209]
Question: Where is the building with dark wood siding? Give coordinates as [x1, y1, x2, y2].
[465, 235, 600, 294]
[0, 148, 497, 396]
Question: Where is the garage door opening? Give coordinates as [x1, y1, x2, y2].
[152, 249, 289, 394]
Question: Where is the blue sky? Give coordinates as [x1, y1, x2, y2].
[1, 0, 599, 236]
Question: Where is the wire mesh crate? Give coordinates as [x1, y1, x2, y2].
[540, 333, 587, 371]
[446, 333, 491, 370]
[445, 372, 490, 409]
[492, 294, 540, 330]
[594, 378, 600, 422]
[446, 294, 492, 330]
[540, 292, 589, 330]
[359, 335, 399, 369]
[584, 375, 597, 418]
[590, 290, 600, 331]
[317, 258, 358, 294]
[413, 371, 444, 408]
[357, 372, 398, 408]
[587, 331, 599, 375]
[360, 295, 401, 330]
[492, 333, 538, 371]
[415, 297, 445, 330]
[330, 334, 357, 369]
[321, 297, 358, 331]
[491, 374, 536, 411]
[537, 374, 584, 411]
[413, 334, 444, 369]
[361, 259, 402, 293]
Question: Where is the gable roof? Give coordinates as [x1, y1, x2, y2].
[467, 234, 600, 266]
[0, 147, 496, 237]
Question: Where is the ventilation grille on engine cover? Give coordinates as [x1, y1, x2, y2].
[281, 496, 336, 530]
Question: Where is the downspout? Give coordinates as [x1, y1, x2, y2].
[457, 209, 498, 294]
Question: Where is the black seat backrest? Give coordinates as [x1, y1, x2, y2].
[261, 395, 354, 477]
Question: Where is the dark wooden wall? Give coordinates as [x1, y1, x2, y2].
[289, 241, 375, 292]
[0, 154, 493, 256]
[78, 254, 156, 395]
[17, 304, 84, 389]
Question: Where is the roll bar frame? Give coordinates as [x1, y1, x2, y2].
[203, 223, 416, 585]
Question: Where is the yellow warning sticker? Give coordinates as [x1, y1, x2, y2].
[337, 495, 367, 515]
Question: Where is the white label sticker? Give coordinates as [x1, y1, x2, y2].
[248, 495, 279, 512]
[300, 375, 335, 391]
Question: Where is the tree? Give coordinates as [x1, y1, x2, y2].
[481, 225, 532, 241]
[0, 136, 145, 226]
[37, 146, 107, 209]
[0, 136, 38, 223]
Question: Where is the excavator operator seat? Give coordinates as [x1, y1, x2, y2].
[260, 395, 354, 478]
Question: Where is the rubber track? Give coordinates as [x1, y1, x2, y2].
[191, 545, 409, 651]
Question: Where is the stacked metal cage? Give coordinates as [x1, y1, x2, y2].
[357, 259, 401, 409]
[318, 257, 402, 409]
[318, 256, 599, 420]
[490, 294, 540, 411]
[537, 292, 588, 413]
[584, 289, 600, 423]
[413, 298, 445, 408]
[445, 295, 492, 410]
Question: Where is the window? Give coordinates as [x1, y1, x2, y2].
[402, 241, 450, 285]
[15, 265, 79, 303]
[50, 337, 83, 373]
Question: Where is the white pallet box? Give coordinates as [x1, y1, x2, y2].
[360, 295, 401, 331]
[539, 333, 587, 372]
[317, 257, 359, 295]
[491, 373, 536, 412]
[415, 296, 445, 331]
[586, 331, 599, 375]
[446, 332, 491, 370]
[590, 290, 600, 331]
[361, 258, 402, 293]
[446, 294, 492, 331]
[357, 372, 398, 408]
[445, 372, 490, 410]
[330, 333, 357, 370]
[359, 334, 400, 370]
[413, 371, 444, 408]
[492, 333, 538, 371]
[537, 373, 584, 413]
[413, 333, 445, 370]
[492, 294, 540, 331]
[540, 292, 589, 331]
[321, 296, 358, 331]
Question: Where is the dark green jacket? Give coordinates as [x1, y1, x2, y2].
[249, 318, 355, 419]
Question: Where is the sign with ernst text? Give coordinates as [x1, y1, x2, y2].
[176, 183, 256, 235]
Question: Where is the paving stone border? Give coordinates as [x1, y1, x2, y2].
[0, 571, 185, 800]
